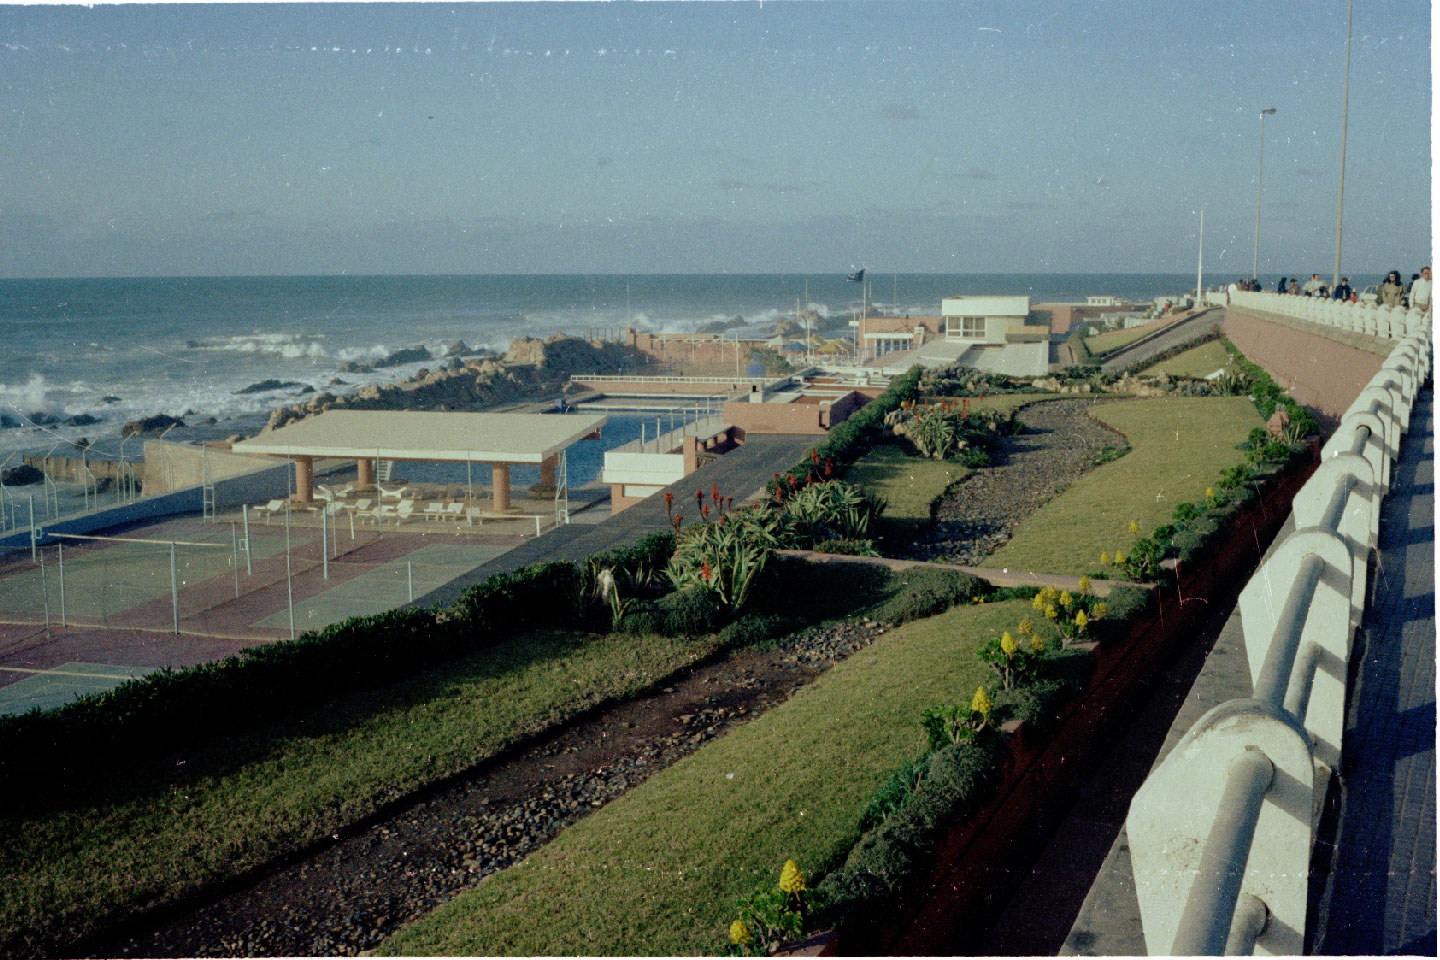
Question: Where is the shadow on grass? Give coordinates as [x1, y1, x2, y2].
[11, 627, 616, 818]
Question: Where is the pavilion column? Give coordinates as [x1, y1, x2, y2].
[492, 462, 512, 512]
[538, 456, 557, 490]
[357, 458, 374, 486]
[293, 456, 314, 503]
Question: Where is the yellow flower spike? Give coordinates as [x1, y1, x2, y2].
[1032, 593, 1046, 611]
[1205, 486, 1216, 500]
[730, 920, 753, 945]
[971, 685, 992, 719]
[1000, 631, 1018, 657]
[1100, 551, 1111, 565]
[1094, 601, 1108, 619]
[1077, 575, 1091, 594]
[1075, 609, 1089, 630]
[1030, 633, 1046, 653]
[1128, 519, 1141, 535]
[1114, 549, 1127, 564]
[1045, 603, 1058, 620]
[1059, 590, 1073, 608]
[1017, 618, 1033, 635]
[779, 859, 806, 894]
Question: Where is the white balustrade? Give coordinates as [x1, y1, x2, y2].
[1226, 290, 1431, 342]
[1127, 328, 1431, 955]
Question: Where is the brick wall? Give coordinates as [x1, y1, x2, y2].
[1223, 308, 1386, 428]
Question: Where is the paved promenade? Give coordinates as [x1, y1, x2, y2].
[415, 433, 815, 606]
[1012, 388, 1437, 956]
[1098, 307, 1223, 375]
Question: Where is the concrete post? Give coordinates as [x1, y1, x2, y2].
[293, 456, 315, 503]
[357, 457, 374, 487]
[492, 462, 513, 512]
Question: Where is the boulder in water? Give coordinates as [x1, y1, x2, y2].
[338, 361, 373, 374]
[121, 414, 186, 438]
[1, 464, 44, 485]
[101, 395, 122, 404]
[237, 379, 304, 395]
[373, 345, 432, 369]
[65, 414, 100, 427]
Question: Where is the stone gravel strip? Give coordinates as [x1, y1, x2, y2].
[913, 398, 1126, 566]
[102, 619, 888, 958]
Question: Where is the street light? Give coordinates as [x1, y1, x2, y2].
[1253, 107, 1277, 282]
[1333, 0, 1354, 287]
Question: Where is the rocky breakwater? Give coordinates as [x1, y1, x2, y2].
[263, 335, 649, 432]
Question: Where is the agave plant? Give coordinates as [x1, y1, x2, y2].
[665, 508, 779, 612]
[780, 479, 885, 544]
[906, 405, 961, 459]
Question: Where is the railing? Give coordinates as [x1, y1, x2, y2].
[569, 373, 776, 386]
[1125, 327, 1431, 955]
[614, 415, 729, 455]
[1226, 290, 1430, 340]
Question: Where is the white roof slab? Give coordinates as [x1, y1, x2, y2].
[232, 410, 609, 464]
[941, 295, 1031, 317]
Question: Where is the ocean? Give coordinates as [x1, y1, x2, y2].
[0, 273, 1205, 467]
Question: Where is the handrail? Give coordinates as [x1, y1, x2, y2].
[569, 374, 775, 385]
[1227, 290, 1429, 340]
[1128, 327, 1431, 954]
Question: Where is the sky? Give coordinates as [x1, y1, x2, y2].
[0, 0, 1431, 277]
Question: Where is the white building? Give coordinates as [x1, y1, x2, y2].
[868, 295, 1050, 376]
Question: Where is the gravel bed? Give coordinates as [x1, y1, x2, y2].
[99, 618, 889, 958]
[910, 398, 1126, 566]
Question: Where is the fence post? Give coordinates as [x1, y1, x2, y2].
[407, 561, 414, 602]
[285, 503, 295, 640]
[29, 496, 36, 562]
[40, 545, 50, 629]
[232, 521, 240, 599]
[170, 541, 179, 634]
[243, 503, 252, 575]
[58, 541, 65, 627]
[322, 507, 329, 580]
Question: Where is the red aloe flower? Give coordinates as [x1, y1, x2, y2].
[664, 491, 674, 517]
[788, 474, 798, 488]
[712, 481, 720, 502]
[672, 512, 683, 531]
[727, 496, 734, 510]
[810, 448, 819, 464]
[824, 458, 834, 477]
[695, 489, 703, 509]
[701, 559, 712, 581]
[701, 504, 710, 519]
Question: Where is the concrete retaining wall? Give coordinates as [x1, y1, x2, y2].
[1223, 308, 1386, 428]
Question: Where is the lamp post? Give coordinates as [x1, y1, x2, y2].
[1333, 0, 1353, 287]
[1253, 107, 1277, 282]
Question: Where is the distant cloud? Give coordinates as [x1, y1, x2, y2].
[878, 103, 918, 120]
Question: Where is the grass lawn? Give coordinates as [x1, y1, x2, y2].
[378, 599, 1035, 957]
[1139, 339, 1233, 379]
[984, 397, 1263, 576]
[0, 629, 719, 956]
[844, 443, 969, 524]
[1084, 316, 1179, 357]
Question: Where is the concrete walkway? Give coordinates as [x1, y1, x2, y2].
[1041, 387, 1435, 956]
[414, 433, 816, 607]
[1099, 308, 1223, 375]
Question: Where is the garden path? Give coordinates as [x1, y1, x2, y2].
[911, 398, 1127, 566]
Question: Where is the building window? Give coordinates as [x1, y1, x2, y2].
[958, 316, 985, 339]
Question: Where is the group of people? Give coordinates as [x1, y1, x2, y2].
[1253, 268, 1434, 313]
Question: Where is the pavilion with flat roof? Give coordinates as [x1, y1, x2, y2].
[231, 410, 608, 512]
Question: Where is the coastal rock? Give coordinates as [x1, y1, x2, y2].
[201, 416, 219, 425]
[101, 395, 123, 404]
[1, 464, 43, 485]
[65, 414, 101, 427]
[328, 378, 349, 387]
[698, 315, 747, 334]
[27, 411, 59, 426]
[121, 414, 186, 438]
[295, 386, 315, 396]
[0, 414, 19, 429]
[373, 345, 432, 369]
[446, 339, 481, 357]
[238, 379, 304, 395]
[338, 361, 373, 374]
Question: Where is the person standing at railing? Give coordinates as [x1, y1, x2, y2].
[1277, 276, 1289, 293]
[1332, 277, 1354, 301]
[1379, 270, 1407, 307]
[1410, 266, 1432, 314]
[1303, 273, 1325, 296]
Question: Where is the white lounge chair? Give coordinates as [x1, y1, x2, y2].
[344, 497, 372, 515]
[314, 484, 335, 502]
[423, 502, 447, 523]
[377, 483, 409, 501]
[262, 499, 286, 524]
[464, 505, 485, 527]
[443, 502, 465, 522]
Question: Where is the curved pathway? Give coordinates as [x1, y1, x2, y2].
[1099, 308, 1223, 375]
[908, 398, 1127, 566]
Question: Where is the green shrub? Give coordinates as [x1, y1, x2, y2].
[867, 569, 983, 624]
[716, 614, 802, 650]
[959, 447, 991, 469]
[617, 600, 665, 637]
[656, 585, 726, 637]
[810, 537, 880, 556]
[857, 755, 932, 832]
